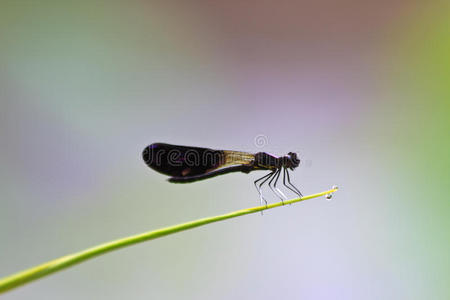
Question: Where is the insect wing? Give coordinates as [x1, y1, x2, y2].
[142, 143, 225, 178]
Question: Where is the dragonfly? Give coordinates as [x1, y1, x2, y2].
[142, 143, 303, 205]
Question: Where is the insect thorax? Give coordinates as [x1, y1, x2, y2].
[254, 152, 280, 170]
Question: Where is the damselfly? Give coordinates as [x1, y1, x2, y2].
[142, 143, 303, 205]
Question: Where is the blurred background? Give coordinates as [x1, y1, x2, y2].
[1, 1, 449, 299]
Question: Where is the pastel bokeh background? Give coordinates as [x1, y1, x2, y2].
[1, 1, 449, 299]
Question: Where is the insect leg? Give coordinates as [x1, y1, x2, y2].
[273, 168, 287, 203]
[254, 171, 275, 206]
[257, 171, 277, 207]
[283, 167, 303, 198]
[254, 172, 273, 193]
[268, 168, 286, 203]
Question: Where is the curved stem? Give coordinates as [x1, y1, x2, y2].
[0, 187, 338, 294]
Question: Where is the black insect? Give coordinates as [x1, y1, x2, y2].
[142, 143, 302, 205]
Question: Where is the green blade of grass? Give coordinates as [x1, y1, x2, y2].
[0, 187, 338, 294]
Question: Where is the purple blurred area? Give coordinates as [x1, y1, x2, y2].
[1, 1, 448, 299]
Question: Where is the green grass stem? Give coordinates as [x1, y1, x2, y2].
[0, 186, 338, 294]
